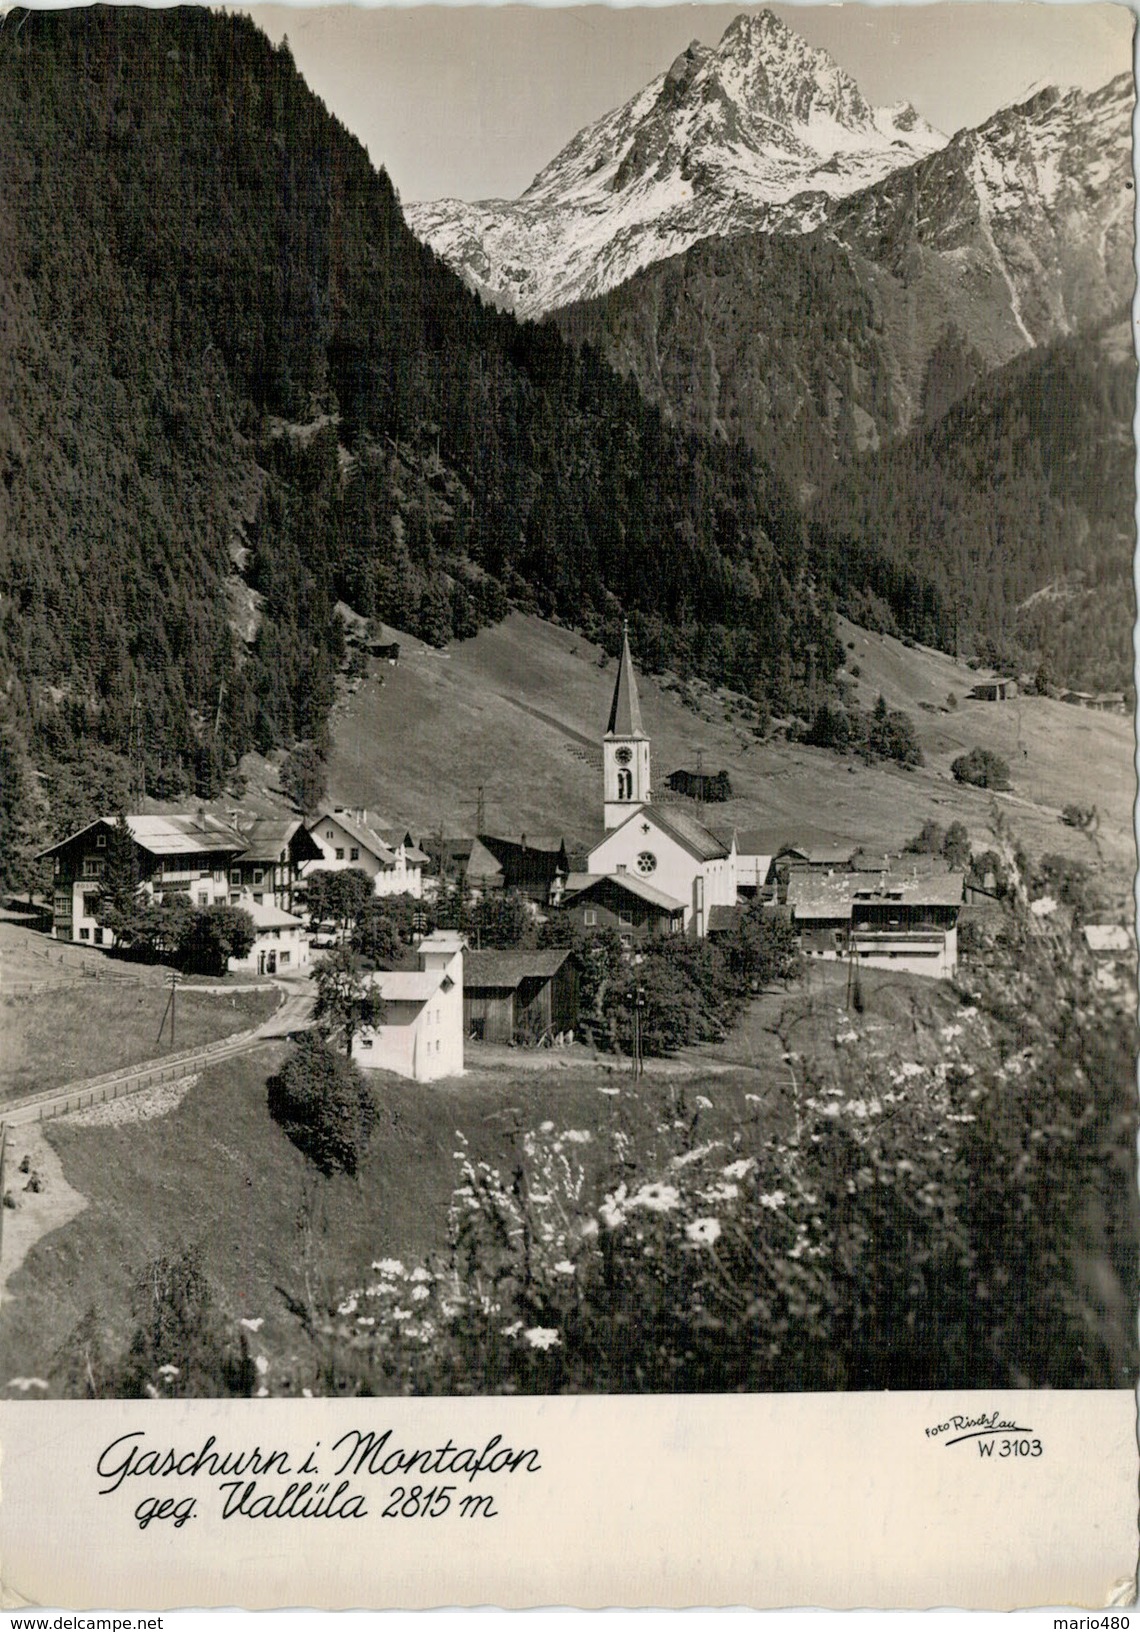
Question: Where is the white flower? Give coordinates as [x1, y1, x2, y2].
[836, 1030, 858, 1044]
[695, 1095, 713, 1110]
[524, 1327, 561, 1350]
[744, 1093, 762, 1104]
[357, 1315, 376, 1326]
[371, 1259, 405, 1276]
[759, 1190, 787, 1211]
[599, 1185, 628, 1229]
[597, 1086, 620, 1097]
[409, 1267, 432, 1282]
[900, 1062, 923, 1079]
[629, 1182, 680, 1214]
[337, 1297, 358, 1316]
[158, 1364, 180, 1378]
[540, 1120, 555, 1133]
[501, 1320, 524, 1338]
[580, 1219, 599, 1239]
[412, 1285, 430, 1301]
[392, 1307, 413, 1322]
[563, 1129, 592, 1144]
[685, 1217, 721, 1246]
[255, 1355, 269, 1375]
[256, 1386, 269, 1398]
[723, 1157, 756, 1180]
[302, 1388, 313, 1398]
[671, 1141, 718, 1169]
[702, 1182, 739, 1204]
[239, 1317, 263, 1332]
[553, 1259, 576, 1275]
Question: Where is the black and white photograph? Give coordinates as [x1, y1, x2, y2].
[0, 0, 1135, 1433]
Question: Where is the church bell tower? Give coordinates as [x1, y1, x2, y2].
[603, 623, 651, 830]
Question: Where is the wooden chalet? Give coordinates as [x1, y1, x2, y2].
[463, 948, 578, 1044]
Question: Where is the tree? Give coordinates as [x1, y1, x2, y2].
[727, 906, 803, 989]
[314, 945, 385, 1056]
[952, 747, 1011, 790]
[906, 819, 945, 856]
[280, 742, 327, 813]
[352, 901, 401, 967]
[94, 813, 142, 942]
[470, 889, 530, 949]
[267, 1033, 379, 1176]
[303, 868, 374, 936]
[182, 905, 256, 975]
[942, 821, 971, 870]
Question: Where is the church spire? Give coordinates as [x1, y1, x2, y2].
[606, 620, 645, 738]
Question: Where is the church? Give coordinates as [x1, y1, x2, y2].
[584, 626, 738, 938]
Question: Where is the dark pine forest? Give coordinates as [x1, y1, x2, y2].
[0, 5, 857, 873]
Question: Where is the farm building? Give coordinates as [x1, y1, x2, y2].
[556, 871, 686, 945]
[227, 899, 309, 975]
[462, 948, 578, 1043]
[357, 930, 465, 1082]
[968, 679, 1017, 701]
[731, 831, 777, 896]
[464, 833, 570, 905]
[664, 768, 733, 802]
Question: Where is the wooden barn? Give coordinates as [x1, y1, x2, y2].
[665, 767, 733, 802]
[463, 948, 578, 1043]
[556, 871, 686, 946]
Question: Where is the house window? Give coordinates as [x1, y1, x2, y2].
[230, 869, 241, 885]
[81, 858, 105, 879]
[198, 891, 208, 906]
[636, 851, 657, 874]
[350, 847, 360, 862]
[616, 863, 627, 873]
[279, 951, 290, 966]
[94, 927, 104, 945]
[79, 928, 90, 941]
[95, 833, 107, 849]
[254, 894, 263, 905]
[253, 869, 264, 885]
[583, 909, 597, 927]
[326, 829, 334, 840]
[335, 848, 345, 861]
[361, 1036, 373, 1049]
[230, 893, 241, 906]
[213, 870, 224, 884]
[618, 910, 633, 928]
[54, 894, 70, 916]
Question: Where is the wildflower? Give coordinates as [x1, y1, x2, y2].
[409, 1267, 432, 1283]
[255, 1355, 269, 1376]
[371, 1259, 405, 1276]
[302, 1389, 313, 1399]
[411, 1285, 431, 1301]
[599, 1185, 628, 1229]
[524, 1327, 561, 1350]
[629, 1182, 680, 1213]
[337, 1297, 358, 1317]
[356, 1315, 375, 1327]
[563, 1129, 592, 1143]
[501, 1320, 524, 1338]
[835, 1030, 858, 1044]
[597, 1086, 620, 1097]
[158, 1364, 180, 1379]
[553, 1259, 576, 1275]
[744, 1093, 762, 1104]
[759, 1190, 787, 1211]
[256, 1386, 269, 1398]
[685, 1217, 721, 1246]
[696, 1095, 713, 1110]
[900, 1063, 923, 1079]
[580, 1219, 599, 1239]
[671, 1140, 719, 1169]
[723, 1158, 756, 1180]
[702, 1182, 739, 1204]
[239, 1317, 263, 1332]
[540, 1120, 555, 1133]
[392, 1308, 413, 1322]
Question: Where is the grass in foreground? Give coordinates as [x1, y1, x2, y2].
[0, 983, 279, 1101]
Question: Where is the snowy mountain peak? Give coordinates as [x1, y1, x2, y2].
[407, 10, 948, 316]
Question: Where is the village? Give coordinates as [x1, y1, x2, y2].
[0, 612, 1134, 1400]
[26, 626, 994, 1083]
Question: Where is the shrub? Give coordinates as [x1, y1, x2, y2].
[952, 747, 1011, 790]
[182, 904, 256, 975]
[942, 821, 971, 870]
[268, 1033, 379, 1176]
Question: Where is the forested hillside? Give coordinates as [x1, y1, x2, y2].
[811, 323, 1137, 690]
[0, 5, 856, 879]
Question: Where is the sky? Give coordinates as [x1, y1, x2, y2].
[240, 2, 1136, 202]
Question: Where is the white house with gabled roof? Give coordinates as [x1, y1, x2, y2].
[355, 930, 465, 1081]
[305, 807, 423, 899]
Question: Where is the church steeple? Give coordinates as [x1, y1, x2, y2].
[603, 622, 651, 829]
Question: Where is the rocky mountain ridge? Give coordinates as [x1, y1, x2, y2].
[407, 9, 944, 317]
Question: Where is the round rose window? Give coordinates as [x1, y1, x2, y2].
[637, 851, 657, 874]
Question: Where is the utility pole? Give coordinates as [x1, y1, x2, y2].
[695, 747, 704, 817]
[476, 783, 485, 834]
[156, 967, 181, 1048]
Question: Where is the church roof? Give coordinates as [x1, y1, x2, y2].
[606, 625, 645, 738]
[649, 806, 729, 863]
